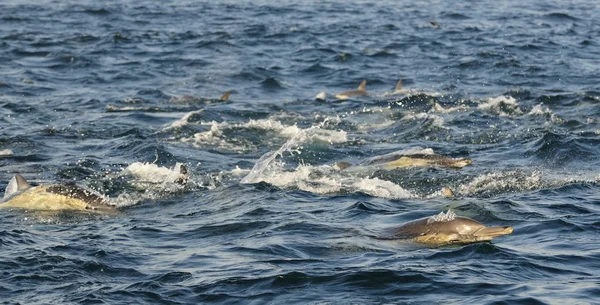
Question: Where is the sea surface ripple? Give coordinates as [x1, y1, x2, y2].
[1, 0, 600, 304]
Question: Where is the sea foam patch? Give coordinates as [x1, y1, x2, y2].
[177, 118, 346, 153]
[241, 124, 415, 199]
[0, 149, 14, 156]
[477, 96, 523, 117]
[427, 210, 456, 224]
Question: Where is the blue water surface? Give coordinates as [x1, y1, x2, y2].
[1, 0, 600, 304]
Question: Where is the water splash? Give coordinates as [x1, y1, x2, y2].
[109, 162, 189, 207]
[241, 123, 417, 199]
[477, 96, 523, 117]
[427, 209, 456, 224]
[0, 149, 14, 156]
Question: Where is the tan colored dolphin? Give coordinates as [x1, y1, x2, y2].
[388, 210, 513, 246]
[170, 91, 232, 103]
[1, 174, 115, 213]
[335, 151, 472, 171]
[334, 80, 368, 99]
[394, 79, 402, 93]
[1, 164, 189, 213]
[375, 153, 472, 169]
[382, 79, 405, 96]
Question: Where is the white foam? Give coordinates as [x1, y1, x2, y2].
[398, 147, 435, 155]
[109, 162, 189, 207]
[427, 210, 456, 224]
[168, 110, 202, 129]
[527, 103, 552, 116]
[527, 103, 564, 124]
[179, 118, 346, 153]
[458, 170, 542, 196]
[240, 123, 415, 199]
[402, 112, 446, 129]
[244, 119, 301, 137]
[230, 166, 251, 177]
[477, 96, 523, 117]
[242, 162, 414, 199]
[123, 162, 187, 184]
[181, 121, 251, 153]
[352, 177, 415, 199]
[0, 149, 14, 156]
[241, 128, 306, 184]
[430, 102, 469, 114]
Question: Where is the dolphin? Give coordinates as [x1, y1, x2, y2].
[380, 79, 406, 97]
[393, 79, 402, 93]
[335, 151, 472, 171]
[0, 174, 115, 213]
[169, 91, 232, 103]
[385, 210, 513, 246]
[427, 21, 441, 29]
[334, 80, 368, 99]
[0, 164, 189, 213]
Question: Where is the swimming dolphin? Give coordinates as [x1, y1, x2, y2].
[334, 80, 368, 99]
[427, 21, 440, 29]
[380, 79, 405, 97]
[0, 174, 115, 213]
[393, 79, 402, 93]
[169, 91, 232, 103]
[335, 151, 472, 171]
[386, 210, 513, 246]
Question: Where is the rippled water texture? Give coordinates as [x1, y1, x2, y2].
[1, 0, 600, 304]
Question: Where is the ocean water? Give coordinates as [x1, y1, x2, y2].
[1, 0, 600, 304]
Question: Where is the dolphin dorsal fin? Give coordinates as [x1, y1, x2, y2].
[178, 164, 188, 175]
[4, 174, 31, 198]
[357, 80, 367, 92]
[395, 79, 403, 91]
[219, 91, 232, 101]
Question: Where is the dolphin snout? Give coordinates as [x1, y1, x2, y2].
[473, 226, 513, 238]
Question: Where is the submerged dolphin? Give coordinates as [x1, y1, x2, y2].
[335, 151, 472, 171]
[386, 210, 513, 246]
[0, 174, 115, 213]
[334, 80, 368, 99]
[169, 91, 232, 103]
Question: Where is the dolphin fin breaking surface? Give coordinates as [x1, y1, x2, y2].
[3, 174, 32, 199]
[357, 80, 367, 91]
[395, 79, 403, 91]
[219, 91, 232, 101]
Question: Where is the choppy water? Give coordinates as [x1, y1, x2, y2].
[2, 0, 600, 304]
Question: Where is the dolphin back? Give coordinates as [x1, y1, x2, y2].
[1, 180, 115, 213]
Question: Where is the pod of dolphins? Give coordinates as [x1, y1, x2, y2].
[0, 82, 514, 247]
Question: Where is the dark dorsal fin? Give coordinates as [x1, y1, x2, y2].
[335, 162, 353, 170]
[179, 164, 188, 175]
[395, 79, 403, 91]
[174, 164, 189, 185]
[357, 80, 367, 92]
[4, 174, 32, 198]
[219, 91, 232, 101]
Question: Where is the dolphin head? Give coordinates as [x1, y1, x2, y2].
[394, 210, 513, 245]
[448, 158, 473, 168]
